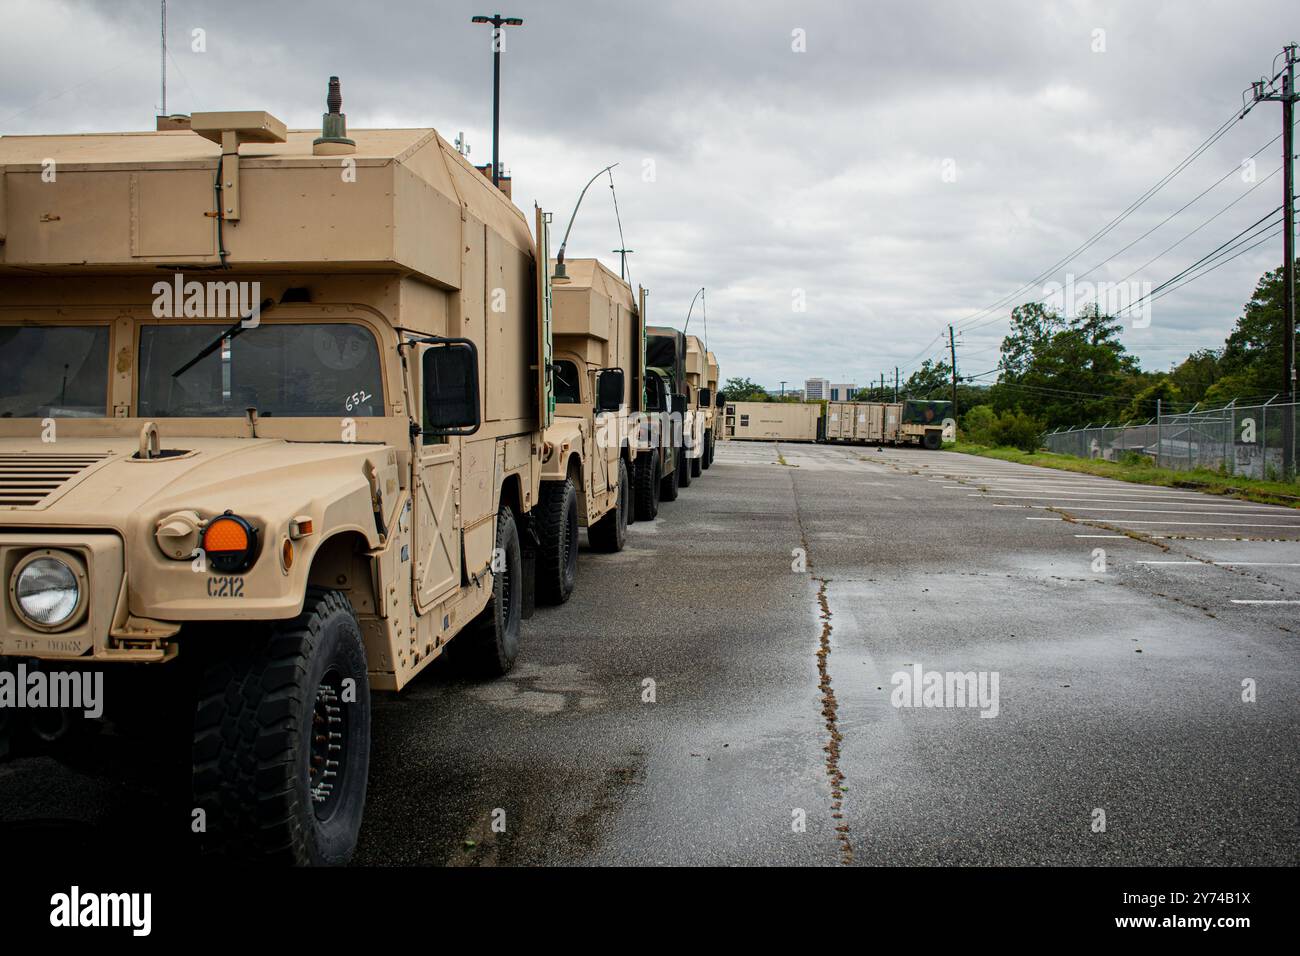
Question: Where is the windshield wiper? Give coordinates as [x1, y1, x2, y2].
[171, 298, 274, 378]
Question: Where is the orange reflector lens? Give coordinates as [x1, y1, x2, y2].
[282, 539, 294, 570]
[204, 517, 250, 554]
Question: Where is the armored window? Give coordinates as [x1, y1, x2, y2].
[552, 360, 581, 405]
[0, 325, 110, 418]
[138, 322, 384, 418]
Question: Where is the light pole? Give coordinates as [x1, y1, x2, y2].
[470, 13, 523, 188]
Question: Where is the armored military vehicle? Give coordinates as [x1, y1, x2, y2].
[535, 257, 640, 602]
[0, 82, 556, 864]
[703, 349, 720, 468]
[644, 325, 690, 496]
[683, 334, 711, 479]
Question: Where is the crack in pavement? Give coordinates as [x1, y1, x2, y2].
[787, 465, 854, 865]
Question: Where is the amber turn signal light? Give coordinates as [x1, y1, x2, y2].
[202, 512, 258, 573]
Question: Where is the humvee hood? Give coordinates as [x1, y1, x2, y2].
[0, 436, 389, 531]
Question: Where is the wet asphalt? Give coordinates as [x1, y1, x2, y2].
[2, 442, 1296, 865]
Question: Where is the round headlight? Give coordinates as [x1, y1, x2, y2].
[14, 555, 81, 628]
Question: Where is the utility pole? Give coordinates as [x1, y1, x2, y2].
[894, 367, 899, 403]
[948, 324, 959, 417]
[780, 380, 787, 398]
[1251, 43, 1298, 477]
[471, 13, 524, 188]
[612, 248, 634, 281]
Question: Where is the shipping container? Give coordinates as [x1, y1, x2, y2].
[722, 401, 820, 442]
[823, 400, 950, 449]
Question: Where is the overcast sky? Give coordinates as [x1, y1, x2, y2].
[1, 0, 1295, 391]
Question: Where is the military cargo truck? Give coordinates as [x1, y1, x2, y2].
[0, 89, 556, 864]
[537, 256, 639, 602]
[644, 325, 690, 498]
[683, 334, 711, 478]
[703, 349, 720, 468]
[722, 401, 821, 441]
[823, 400, 950, 449]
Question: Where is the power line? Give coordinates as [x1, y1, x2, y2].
[959, 125, 1292, 338]
[954, 104, 1254, 332]
[1113, 202, 1289, 317]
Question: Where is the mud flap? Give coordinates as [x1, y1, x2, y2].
[519, 515, 540, 620]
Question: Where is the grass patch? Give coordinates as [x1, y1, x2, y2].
[944, 442, 1300, 509]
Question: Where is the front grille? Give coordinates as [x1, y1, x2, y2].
[0, 453, 112, 508]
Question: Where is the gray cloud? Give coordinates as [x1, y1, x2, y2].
[1, 0, 1293, 389]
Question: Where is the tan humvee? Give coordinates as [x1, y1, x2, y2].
[0, 87, 555, 864]
[683, 334, 715, 476]
[534, 257, 641, 601]
[704, 349, 721, 465]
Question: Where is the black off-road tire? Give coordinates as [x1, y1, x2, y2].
[660, 450, 680, 501]
[922, 430, 942, 450]
[678, 444, 693, 488]
[702, 429, 713, 470]
[536, 476, 579, 605]
[191, 587, 371, 866]
[588, 458, 629, 552]
[461, 504, 523, 675]
[690, 449, 702, 478]
[635, 453, 661, 521]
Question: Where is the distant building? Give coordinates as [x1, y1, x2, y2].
[828, 382, 858, 402]
[804, 377, 829, 401]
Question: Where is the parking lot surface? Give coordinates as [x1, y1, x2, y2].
[2, 442, 1296, 865]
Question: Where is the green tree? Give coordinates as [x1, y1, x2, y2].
[992, 302, 1142, 428]
[1202, 262, 1298, 405]
[721, 376, 768, 401]
[903, 359, 952, 399]
[1167, 348, 1221, 406]
[961, 404, 997, 444]
[1120, 376, 1180, 422]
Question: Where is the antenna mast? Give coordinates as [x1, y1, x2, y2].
[160, 0, 167, 115]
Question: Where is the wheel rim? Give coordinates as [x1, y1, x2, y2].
[310, 666, 349, 821]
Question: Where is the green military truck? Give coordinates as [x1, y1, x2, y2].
[645, 326, 691, 498]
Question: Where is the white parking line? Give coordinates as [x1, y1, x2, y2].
[967, 494, 1268, 509]
[970, 494, 1281, 510]
[1231, 599, 1300, 604]
[1138, 560, 1300, 567]
[1095, 520, 1300, 528]
[1074, 534, 1130, 538]
[1022, 505, 1300, 520]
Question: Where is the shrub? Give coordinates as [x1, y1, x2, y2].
[991, 409, 1046, 453]
[960, 405, 997, 445]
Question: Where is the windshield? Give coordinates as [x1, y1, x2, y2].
[0, 325, 111, 418]
[553, 360, 581, 404]
[139, 322, 384, 417]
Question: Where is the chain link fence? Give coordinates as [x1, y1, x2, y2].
[1043, 400, 1299, 481]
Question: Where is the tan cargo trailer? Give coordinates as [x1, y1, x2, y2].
[722, 401, 820, 442]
